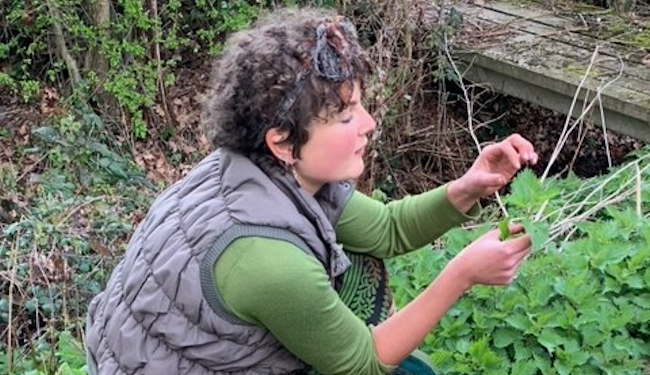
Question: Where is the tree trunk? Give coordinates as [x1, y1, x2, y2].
[85, 0, 111, 76]
[47, 1, 82, 86]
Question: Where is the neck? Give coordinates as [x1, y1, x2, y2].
[292, 169, 323, 196]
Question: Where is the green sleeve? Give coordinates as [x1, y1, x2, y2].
[215, 237, 395, 375]
[336, 184, 480, 258]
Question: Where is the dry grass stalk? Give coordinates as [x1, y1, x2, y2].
[355, 0, 476, 196]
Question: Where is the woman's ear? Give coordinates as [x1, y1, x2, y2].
[264, 128, 295, 165]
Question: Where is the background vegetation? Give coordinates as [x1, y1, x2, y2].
[1, 0, 649, 374]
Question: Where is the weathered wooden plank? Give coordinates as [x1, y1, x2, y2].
[454, 1, 650, 141]
[466, 3, 648, 67]
[458, 51, 650, 141]
[479, 2, 647, 62]
[485, 35, 650, 110]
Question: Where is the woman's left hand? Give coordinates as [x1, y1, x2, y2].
[448, 134, 538, 212]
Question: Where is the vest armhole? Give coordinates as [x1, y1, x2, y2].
[200, 224, 311, 326]
[332, 181, 356, 226]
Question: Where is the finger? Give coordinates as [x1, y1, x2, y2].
[498, 142, 523, 171]
[505, 233, 532, 254]
[511, 243, 531, 265]
[508, 224, 525, 235]
[485, 228, 505, 240]
[478, 172, 505, 188]
[507, 134, 538, 165]
[483, 142, 521, 171]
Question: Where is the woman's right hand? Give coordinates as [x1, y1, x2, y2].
[450, 225, 532, 290]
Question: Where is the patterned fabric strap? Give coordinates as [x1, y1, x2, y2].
[305, 251, 437, 375]
[337, 252, 394, 325]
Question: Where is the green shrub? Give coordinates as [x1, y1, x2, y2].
[389, 150, 650, 375]
[0, 0, 263, 136]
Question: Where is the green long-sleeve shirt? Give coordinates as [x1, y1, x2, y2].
[215, 185, 479, 375]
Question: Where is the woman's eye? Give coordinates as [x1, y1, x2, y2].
[341, 116, 353, 124]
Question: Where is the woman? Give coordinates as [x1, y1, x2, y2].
[85, 8, 537, 375]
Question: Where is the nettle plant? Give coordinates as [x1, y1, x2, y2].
[388, 149, 650, 375]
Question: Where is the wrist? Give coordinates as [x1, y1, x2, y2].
[445, 257, 473, 293]
[447, 179, 479, 214]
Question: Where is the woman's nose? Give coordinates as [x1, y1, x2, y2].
[359, 106, 377, 135]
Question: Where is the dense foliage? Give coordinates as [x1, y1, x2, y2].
[1, 0, 263, 136]
[1, 0, 649, 374]
[389, 151, 650, 375]
[0, 108, 155, 374]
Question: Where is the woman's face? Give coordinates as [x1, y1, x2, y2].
[293, 81, 376, 195]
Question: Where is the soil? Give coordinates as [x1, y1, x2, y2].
[454, 91, 646, 179]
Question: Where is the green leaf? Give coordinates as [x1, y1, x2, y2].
[581, 324, 607, 347]
[555, 355, 574, 375]
[429, 350, 455, 373]
[514, 339, 533, 361]
[56, 331, 86, 369]
[469, 337, 502, 370]
[522, 218, 550, 252]
[371, 189, 388, 203]
[532, 351, 553, 375]
[509, 360, 538, 375]
[499, 217, 511, 241]
[505, 168, 560, 212]
[505, 312, 530, 332]
[32, 126, 59, 143]
[624, 274, 644, 289]
[455, 339, 470, 354]
[631, 294, 650, 309]
[538, 328, 564, 354]
[527, 281, 555, 307]
[493, 327, 518, 348]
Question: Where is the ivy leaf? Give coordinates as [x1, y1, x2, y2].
[31, 126, 59, 143]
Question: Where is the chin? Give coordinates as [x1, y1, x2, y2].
[344, 161, 365, 180]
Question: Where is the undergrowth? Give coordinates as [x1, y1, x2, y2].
[2, 0, 648, 374]
[388, 149, 650, 375]
[0, 106, 156, 375]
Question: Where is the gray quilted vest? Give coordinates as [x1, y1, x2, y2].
[85, 149, 353, 375]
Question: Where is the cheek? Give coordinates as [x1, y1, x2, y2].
[327, 129, 357, 157]
[304, 128, 358, 174]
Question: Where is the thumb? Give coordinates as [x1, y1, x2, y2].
[477, 172, 504, 188]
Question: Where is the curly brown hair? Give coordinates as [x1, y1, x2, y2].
[202, 8, 372, 159]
